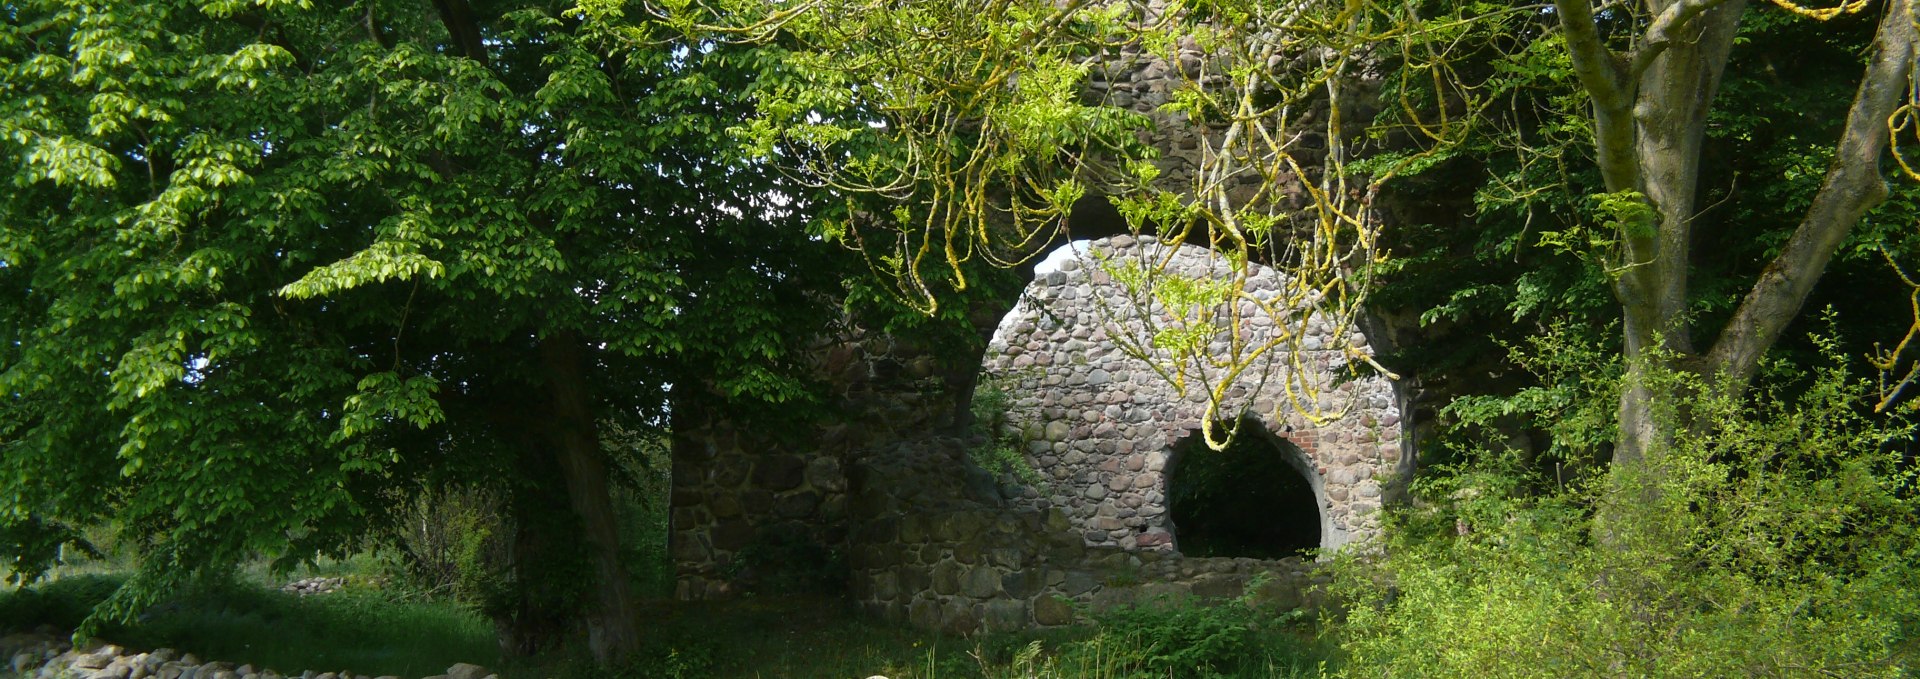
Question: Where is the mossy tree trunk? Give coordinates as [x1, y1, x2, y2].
[1552, 0, 1917, 490]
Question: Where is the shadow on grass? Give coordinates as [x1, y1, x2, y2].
[0, 575, 497, 678]
[3, 580, 1333, 679]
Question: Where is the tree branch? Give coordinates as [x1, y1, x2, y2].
[429, 0, 489, 65]
[1705, 0, 1918, 384]
[1627, 0, 1739, 79]
[1552, 0, 1640, 192]
[1018, 0, 1094, 45]
[365, 4, 396, 50]
[1554, 0, 1629, 105]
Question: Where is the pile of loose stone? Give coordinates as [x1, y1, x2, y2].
[278, 578, 346, 597]
[1, 631, 496, 679]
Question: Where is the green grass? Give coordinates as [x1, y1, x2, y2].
[124, 584, 498, 677]
[523, 595, 1335, 679]
[586, 595, 976, 679]
[1, 573, 498, 678]
[2, 561, 1333, 679]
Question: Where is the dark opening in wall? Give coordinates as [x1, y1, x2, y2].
[1167, 419, 1322, 559]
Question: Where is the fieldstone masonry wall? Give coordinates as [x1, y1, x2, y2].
[845, 436, 1321, 634]
[982, 236, 1412, 554]
[670, 234, 1411, 631]
[1083, 1, 1353, 214]
[670, 332, 954, 601]
[669, 422, 854, 601]
[671, 15, 1408, 632]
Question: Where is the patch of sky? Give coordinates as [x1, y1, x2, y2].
[1031, 239, 1091, 275]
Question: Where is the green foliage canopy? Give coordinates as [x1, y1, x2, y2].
[0, 0, 851, 641]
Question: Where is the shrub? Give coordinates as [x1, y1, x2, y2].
[0, 573, 122, 632]
[968, 373, 1045, 488]
[383, 484, 513, 604]
[1333, 332, 1920, 677]
[1086, 601, 1262, 678]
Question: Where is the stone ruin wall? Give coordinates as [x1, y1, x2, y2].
[670, 20, 1408, 633]
[669, 332, 954, 601]
[669, 237, 1411, 633]
[842, 436, 1323, 635]
[980, 236, 1412, 555]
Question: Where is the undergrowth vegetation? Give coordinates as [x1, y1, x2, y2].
[812, 595, 1330, 679]
[0, 572, 497, 677]
[1334, 329, 1920, 677]
[0, 574, 1333, 679]
[967, 374, 1047, 488]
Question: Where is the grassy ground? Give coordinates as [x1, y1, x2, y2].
[0, 571, 498, 678]
[1, 566, 1333, 679]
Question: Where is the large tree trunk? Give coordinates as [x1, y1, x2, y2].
[1556, 0, 1917, 468]
[496, 510, 571, 657]
[1602, 0, 1746, 466]
[538, 332, 642, 664]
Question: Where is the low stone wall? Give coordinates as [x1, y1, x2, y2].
[846, 437, 1319, 635]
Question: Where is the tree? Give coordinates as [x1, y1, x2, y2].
[0, 0, 848, 663]
[1547, 0, 1919, 465]
[1350, 3, 1920, 475]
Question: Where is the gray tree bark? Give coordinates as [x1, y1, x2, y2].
[1551, 0, 1918, 467]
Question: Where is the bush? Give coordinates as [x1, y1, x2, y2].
[968, 374, 1045, 488]
[1333, 333, 1920, 677]
[383, 484, 513, 604]
[0, 574, 123, 632]
[1091, 600, 1267, 677]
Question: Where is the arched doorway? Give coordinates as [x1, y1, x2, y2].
[1166, 418, 1325, 559]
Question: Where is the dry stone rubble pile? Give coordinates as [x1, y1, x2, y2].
[278, 578, 345, 597]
